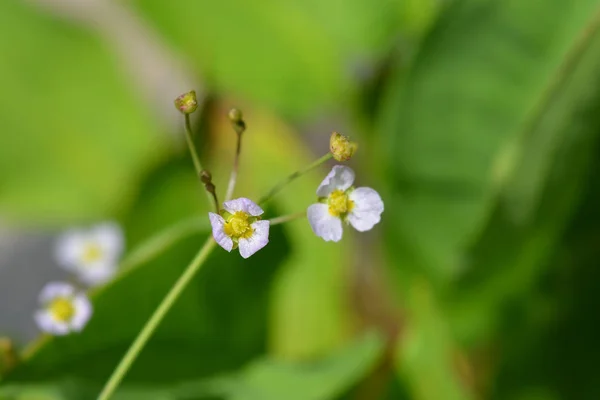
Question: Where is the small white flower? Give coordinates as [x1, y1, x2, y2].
[34, 282, 92, 336]
[307, 165, 384, 242]
[55, 222, 124, 286]
[209, 198, 270, 259]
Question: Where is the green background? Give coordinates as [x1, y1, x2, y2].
[1, 0, 600, 399]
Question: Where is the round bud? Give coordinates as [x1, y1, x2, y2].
[200, 170, 212, 184]
[330, 132, 358, 161]
[228, 108, 243, 123]
[174, 90, 198, 114]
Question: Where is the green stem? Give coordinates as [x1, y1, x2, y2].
[268, 212, 306, 226]
[97, 237, 216, 400]
[258, 153, 332, 205]
[20, 216, 209, 362]
[183, 114, 214, 206]
[225, 132, 243, 202]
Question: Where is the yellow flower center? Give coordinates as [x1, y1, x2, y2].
[48, 297, 75, 323]
[223, 211, 254, 239]
[82, 243, 102, 263]
[328, 189, 354, 217]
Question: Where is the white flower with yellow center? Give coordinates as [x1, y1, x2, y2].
[209, 198, 270, 259]
[307, 165, 384, 242]
[55, 223, 124, 286]
[34, 282, 92, 336]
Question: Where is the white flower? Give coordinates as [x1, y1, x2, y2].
[34, 282, 92, 336]
[307, 165, 384, 242]
[209, 198, 270, 259]
[55, 222, 124, 286]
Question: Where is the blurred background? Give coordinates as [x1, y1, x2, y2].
[1, 0, 600, 399]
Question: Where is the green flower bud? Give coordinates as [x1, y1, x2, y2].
[330, 132, 358, 161]
[174, 90, 198, 114]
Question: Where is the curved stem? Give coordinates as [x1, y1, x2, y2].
[258, 153, 332, 205]
[225, 132, 243, 202]
[98, 237, 216, 400]
[268, 212, 306, 226]
[183, 114, 214, 206]
[21, 216, 209, 362]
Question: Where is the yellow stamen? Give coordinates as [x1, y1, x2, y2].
[328, 189, 354, 217]
[48, 297, 75, 323]
[82, 243, 102, 263]
[223, 211, 254, 239]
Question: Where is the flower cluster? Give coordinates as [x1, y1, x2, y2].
[34, 223, 124, 336]
[170, 90, 385, 258]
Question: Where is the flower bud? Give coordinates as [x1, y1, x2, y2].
[200, 170, 212, 185]
[330, 132, 358, 161]
[228, 108, 246, 134]
[174, 90, 198, 114]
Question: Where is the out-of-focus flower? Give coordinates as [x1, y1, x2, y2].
[209, 198, 270, 258]
[34, 282, 92, 336]
[307, 165, 383, 242]
[55, 222, 123, 286]
[330, 132, 357, 162]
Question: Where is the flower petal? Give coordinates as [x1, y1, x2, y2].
[223, 197, 264, 216]
[35, 310, 69, 336]
[91, 222, 124, 263]
[238, 220, 270, 258]
[316, 165, 355, 197]
[54, 229, 86, 271]
[38, 282, 75, 304]
[307, 203, 343, 242]
[209, 212, 234, 251]
[348, 187, 384, 232]
[78, 263, 117, 286]
[70, 294, 93, 332]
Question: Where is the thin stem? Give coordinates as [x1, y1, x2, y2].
[258, 153, 332, 205]
[268, 212, 306, 226]
[183, 114, 214, 205]
[183, 114, 203, 176]
[225, 132, 243, 201]
[97, 237, 216, 400]
[21, 216, 210, 362]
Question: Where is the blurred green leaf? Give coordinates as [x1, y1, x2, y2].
[213, 332, 383, 400]
[0, 1, 166, 225]
[130, 0, 402, 116]
[397, 281, 472, 400]
[379, 0, 600, 282]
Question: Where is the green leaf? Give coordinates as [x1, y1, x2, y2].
[397, 281, 472, 400]
[378, 0, 600, 282]
[214, 332, 383, 400]
[0, 1, 165, 225]
[130, 0, 402, 116]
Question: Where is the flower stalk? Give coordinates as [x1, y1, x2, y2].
[97, 237, 216, 400]
[258, 153, 332, 205]
[268, 212, 306, 226]
[225, 108, 246, 201]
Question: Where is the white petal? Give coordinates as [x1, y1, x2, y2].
[38, 282, 75, 304]
[348, 187, 384, 232]
[54, 229, 86, 271]
[307, 203, 343, 242]
[78, 263, 117, 286]
[223, 198, 264, 216]
[238, 220, 270, 258]
[35, 310, 69, 336]
[91, 222, 124, 263]
[209, 212, 234, 251]
[316, 165, 355, 197]
[70, 294, 93, 332]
